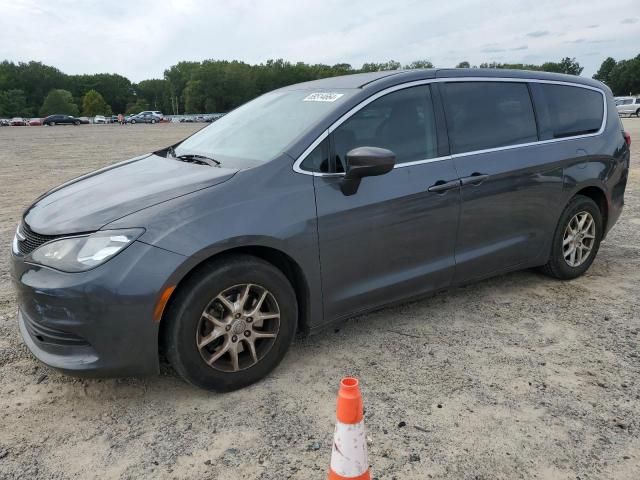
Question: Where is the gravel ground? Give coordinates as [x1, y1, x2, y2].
[0, 121, 638, 480]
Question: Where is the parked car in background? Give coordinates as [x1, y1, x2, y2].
[0, 118, 9, 126]
[110, 115, 119, 124]
[94, 115, 107, 124]
[128, 113, 160, 124]
[28, 118, 42, 126]
[616, 97, 640, 117]
[10, 117, 28, 126]
[139, 110, 163, 119]
[77, 117, 90, 125]
[43, 115, 81, 126]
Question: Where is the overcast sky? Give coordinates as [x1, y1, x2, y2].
[1, 0, 638, 82]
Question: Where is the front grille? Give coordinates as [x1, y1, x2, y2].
[16, 222, 62, 256]
[23, 313, 89, 346]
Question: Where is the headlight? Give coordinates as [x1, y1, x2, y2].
[30, 229, 144, 272]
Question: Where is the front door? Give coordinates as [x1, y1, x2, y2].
[311, 85, 460, 322]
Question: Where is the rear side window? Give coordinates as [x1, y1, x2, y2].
[442, 82, 538, 154]
[531, 84, 604, 140]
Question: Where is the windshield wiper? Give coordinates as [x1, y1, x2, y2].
[165, 146, 221, 167]
[167, 147, 222, 167]
[176, 154, 221, 167]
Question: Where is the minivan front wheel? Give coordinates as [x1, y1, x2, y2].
[541, 195, 603, 280]
[163, 255, 297, 391]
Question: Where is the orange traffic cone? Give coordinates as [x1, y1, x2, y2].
[328, 377, 370, 480]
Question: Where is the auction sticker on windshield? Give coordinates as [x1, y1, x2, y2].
[303, 92, 344, 102]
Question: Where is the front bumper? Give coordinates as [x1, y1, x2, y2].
[11, 240, 186, 377]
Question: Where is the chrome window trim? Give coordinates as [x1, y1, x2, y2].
[292, 77, 608, 176]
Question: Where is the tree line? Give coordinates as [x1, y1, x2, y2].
[0, 55, 637, 118]
[593, 55, 640, 96]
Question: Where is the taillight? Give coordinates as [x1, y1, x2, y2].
[623, 131, 631, 147]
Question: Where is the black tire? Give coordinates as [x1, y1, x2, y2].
[131, 119, 136, 124]
[74, 121, 80, 125]
[151, 119, 156, 124]
[162, 255, 297, 392]
[636, 108, 640, 118]
[540, 195, 603, 280]
[50, 122, 55, 126]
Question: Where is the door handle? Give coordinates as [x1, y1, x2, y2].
[428, 179, 460, 193]
[460, 173, 489, 186]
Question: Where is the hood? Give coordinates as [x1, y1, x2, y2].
[24, 154, 238, 235]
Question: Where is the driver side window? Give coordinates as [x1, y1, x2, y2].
[332, 85, 437, 172]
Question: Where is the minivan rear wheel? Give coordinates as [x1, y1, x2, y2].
[540, 195, 603, 280]
[163, 255, 297, 391]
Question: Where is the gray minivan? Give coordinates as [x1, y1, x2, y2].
[11, 69, 630, 391]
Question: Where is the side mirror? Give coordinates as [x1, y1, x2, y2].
[341, 146, 396, 196]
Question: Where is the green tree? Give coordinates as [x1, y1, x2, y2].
[593, 57, 617, 85]
[184, 79, 206, 113]
[135, 79, 171, 112]
[125, 99, 149, 115]
[331, 63, 354, 75]
[0, 61, 67, 116]
[67, 73, 132, 113]
[40, 89, 78, 116]
[605, 54, 640, 95]
[0, 55, 617, 118]
[405, 60, 434, 69]
[82, 89, 111, 116]
[0, 89, 29, 117]
[456, 61, 471, 68]
[164, 61, 201, 114]
[540, 57, 583, 75]
[476, 58, 583, 75]
[361, 60, 401, 72]
[479, 61, 541, 70]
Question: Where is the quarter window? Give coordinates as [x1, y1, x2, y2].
[300, 138, 329, 173]
[332, 85, 438, 172]
[442, 82, 538, 154]
[531, 83, 604, 139]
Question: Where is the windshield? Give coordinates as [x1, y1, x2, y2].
[174, 89, 353, 166]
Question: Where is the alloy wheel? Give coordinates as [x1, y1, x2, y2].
[196, 283, 280, 372]
[562, 211, 596, 267]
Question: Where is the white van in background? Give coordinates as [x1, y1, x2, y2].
[616, 97, 640, 117]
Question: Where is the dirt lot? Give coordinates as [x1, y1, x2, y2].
[0, 121, 639, 480]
